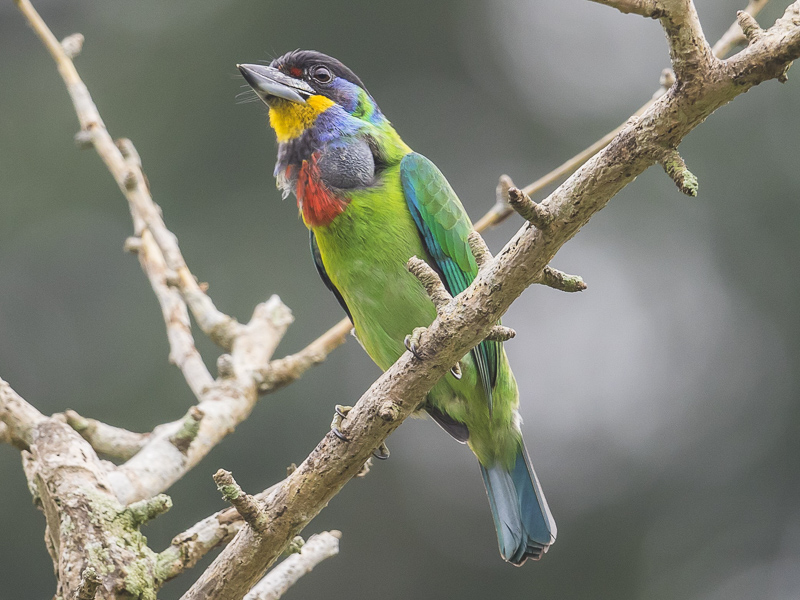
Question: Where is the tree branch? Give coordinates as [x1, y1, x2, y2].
[14, 0, 307, 507]
[132, 228, 214, 398]
[107, 296, 293, 505]
[712, 0, 771, 56]
[64, 410, 150, 460]
[479, 0, 770, 233]
[13, 0, 240, 350]
[24, 418, 173, 598]
[0, 376, 46, 449]
[538, 267, 588, 293]
[157, 481, 284, 582]
[257, 319, 352, 393]
[588, 0, 663, 18]
[243, 531, 341, 600]
[214, 470, 269, 534]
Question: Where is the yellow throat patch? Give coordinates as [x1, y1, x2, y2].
[269, 95, 335, 142]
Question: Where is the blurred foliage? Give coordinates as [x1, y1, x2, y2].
[1, 1, 799, 599]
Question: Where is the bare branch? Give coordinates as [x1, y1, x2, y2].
[468, 1, 770, 238]
[484, 325, 517, 342]
[214, 470, 269, 534]
[539, 267, 588, 293]
[726, 3, 800, 85]
[169, 406, 204, 454]
[108, 296, 293, 505]
[64, 410, 149, 460]
[738, 10, 765, 44]
[467, 230, 493, 270]
[13, 0, 240, 350]
[588, 0, 663, 18]
[472, 174, 516, 232]
[157, 481, 284, 582]
[407, 256, 452, 313]
[0, 423, 10, 446]
[243, 531, 341, 600]
[507, 187, 553, 229]
[258, 318, 352, 393]
[17, 0, 306, 507]
[660, 148, 698, 196]
[25, 419, 170, 598]
[0, 377, 46, 449]
[60, 33, 83, 59]
[137, 229, 214, 398]
[123, 494, 173, 526]
[657, 1, 718, 82]
[712, 0, 771, 57]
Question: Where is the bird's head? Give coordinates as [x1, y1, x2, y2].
[238, 50, 382, 143]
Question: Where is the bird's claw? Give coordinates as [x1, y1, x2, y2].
[450, 361, 462, 380]
[372, 442, 390, 460]
[356, 458, 372, 477]
[331, 404, 352, 442]
[404, 327, 426, 359]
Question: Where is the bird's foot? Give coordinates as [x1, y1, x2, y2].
[450, 361, 462, 380]
[372, 442, 390, 460]
[331, 404, 389, 468]
[403, 327, 427, 359]
[356, 442, 389, 477]
[331, 404, 352, 441]
[356, 457, 372, 478]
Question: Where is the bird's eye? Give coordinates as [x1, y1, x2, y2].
[310, 65, 332, 84]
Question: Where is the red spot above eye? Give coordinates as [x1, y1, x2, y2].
[290, 67, 302, 78]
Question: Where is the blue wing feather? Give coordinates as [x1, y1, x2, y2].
[400, 152, 499, 413]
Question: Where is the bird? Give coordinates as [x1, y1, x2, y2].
[238, 50, 556, 565]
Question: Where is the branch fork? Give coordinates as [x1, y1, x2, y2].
[214, 470, 270, 534]
[507, 187, 554, 229]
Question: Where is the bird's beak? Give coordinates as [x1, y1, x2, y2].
[237, 63, 315, 105]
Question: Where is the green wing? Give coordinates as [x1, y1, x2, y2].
[400, 152, 499, 413]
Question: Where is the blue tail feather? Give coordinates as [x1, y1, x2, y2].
[479, 440, 556, 565]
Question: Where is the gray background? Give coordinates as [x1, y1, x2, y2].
[1, 1, 799, 598]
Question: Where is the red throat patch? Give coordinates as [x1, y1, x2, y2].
[296, 154, 348, 228]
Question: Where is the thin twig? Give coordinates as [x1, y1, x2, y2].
[64, 410, 149, 460]
[158, 480, 284, 581]
[588, 0, 663, 18]
[539, 266, 588, 293]
[712, 0, 771, 56]
[214, 470, 268, 533]
[0, 376, 46, 449]
[478, 0, 770, 232]
[13, 0, 240, 350]
[15, 0, 301, 507]
[243, 531, 341, 600]
[258, 318, 352, 393]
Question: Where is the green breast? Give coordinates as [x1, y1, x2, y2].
[312, 165, 437, 370]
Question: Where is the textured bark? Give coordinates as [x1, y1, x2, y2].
[25, 419, 170, 599]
